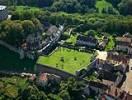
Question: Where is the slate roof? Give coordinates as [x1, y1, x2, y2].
[98, 70, 118, 82]
[116, 37, 132, 47]
[107, 52, 129, 64]
[77, 35, 98, 43]
[0, 5, 6, 11]
[96, 59, 114, 72]
[47, 25, 58, 36]
[89, 81, 108, 90]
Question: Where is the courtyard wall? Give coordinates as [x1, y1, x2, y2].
[35, 64, 75, 79]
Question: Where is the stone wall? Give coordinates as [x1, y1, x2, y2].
[35, 64, 75, 79]
[0, 40, 19, 53]
[0, 40, 34, 59]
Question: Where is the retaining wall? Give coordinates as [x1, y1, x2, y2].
[35, 64, 75, 79]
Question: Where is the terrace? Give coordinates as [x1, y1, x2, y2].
[37, 47, 93, 74]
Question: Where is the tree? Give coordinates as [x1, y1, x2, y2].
[37, 0, 54, 7]
[59, 90, 71, 100]
[118, 0, 132, 15]
[22, 20, 35, 37]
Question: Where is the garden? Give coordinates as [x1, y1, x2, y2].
[37, 47, 93, 74]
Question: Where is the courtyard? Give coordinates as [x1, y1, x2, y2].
[37, 47, 93, 74]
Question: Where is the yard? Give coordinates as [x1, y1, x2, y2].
[0, 45, 36, 72]
[37, 47, 93, 74]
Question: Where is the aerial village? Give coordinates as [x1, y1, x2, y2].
[0, 5, 132, 100]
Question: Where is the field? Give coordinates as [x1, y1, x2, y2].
[96, 0, 113, 13]
[0, 45, 36, 72]
[37, 47, 93, 74]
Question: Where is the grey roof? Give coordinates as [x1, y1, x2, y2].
[0, 5, 6, 11]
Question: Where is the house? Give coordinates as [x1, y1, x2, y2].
[36, 73, 61, 89]
[93, 59, 124, 87]
[102, 85, 131, 100]
[0, 5, 8, 21]
[36, 73, 48, 87]
[94, 59, 115, 72]
[107, 52, 129, 73]
[107, 52, 129, 64]
[99, 36, 109, 50]
[98, 70, 123, 87]
[116, 34, 132, 54]
[83, 81, 108, 98]
[76, 35, 98, 48]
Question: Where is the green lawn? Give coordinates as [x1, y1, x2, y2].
[0, 45, 36, 72]
[9, 6, 41, 12]
[66, 35, 78, 45]
[96, 0, 113, 13]
[37, 47, 93, 74]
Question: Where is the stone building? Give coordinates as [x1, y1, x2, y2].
[116, 34, 132, 54]
[76, 35, 98, 48]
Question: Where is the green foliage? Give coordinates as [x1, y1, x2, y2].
[118, 0, 132, 15]
[106, 0, 121, 7]
[60, 78, 86, 100]
[37, 47, 93, 74]
[105, 35, 115, 51]
[0, 19, 42, 45]
[0, 45, 35, 72]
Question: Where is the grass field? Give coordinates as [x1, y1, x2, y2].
[0, 45, 36, 72]
[37, 47, 93, 74]
[96, 0, 113, 13]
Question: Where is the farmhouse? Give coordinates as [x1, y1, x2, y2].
[0, 5, 8, 21]
[116, 34, 132, 54]
[76, 35, 98, 48]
